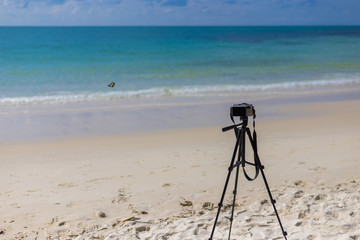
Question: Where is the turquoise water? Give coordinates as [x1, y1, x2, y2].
[1, 26, 360, 105]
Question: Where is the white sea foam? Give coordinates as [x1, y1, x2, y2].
[0, 78, 359, 106]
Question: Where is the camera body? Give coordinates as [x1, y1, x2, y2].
[230, 103, 255, 117]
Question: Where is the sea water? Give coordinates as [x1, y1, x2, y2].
[1, 26, 360, 106]
[1, 26, 360, 141]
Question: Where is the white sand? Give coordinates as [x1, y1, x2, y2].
[0, 98, 359, 239]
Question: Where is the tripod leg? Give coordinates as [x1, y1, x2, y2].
[209, 128, 242, 240]
[246, 128, 288, 240]
[228, 158, 241, 240]
[259, 167, 288, 240]
[228, 127, 245, 240]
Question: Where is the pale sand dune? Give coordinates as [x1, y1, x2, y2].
[0, 99, 359, 239]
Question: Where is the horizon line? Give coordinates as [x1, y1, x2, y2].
[1, 24, 360, 27]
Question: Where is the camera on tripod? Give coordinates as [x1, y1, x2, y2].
[210, 103, 288, 240]
[222, 103, 256, 132]
[230, 103, 255, 117]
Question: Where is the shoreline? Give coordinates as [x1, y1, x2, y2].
[0, 84, 359, 144]
[1, 77, 359, 106]
[1, 93, 359, 239]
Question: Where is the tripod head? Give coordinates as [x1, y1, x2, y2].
[222, 103, 255, 132]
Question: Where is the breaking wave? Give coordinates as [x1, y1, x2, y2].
[1, 78, 359, 106]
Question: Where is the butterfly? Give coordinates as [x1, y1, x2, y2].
[108, 82, 115, 88]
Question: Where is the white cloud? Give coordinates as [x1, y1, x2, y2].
[1, 0, 9, 6]
[0, 0, 359, 25]
[49, 0, 78, 15]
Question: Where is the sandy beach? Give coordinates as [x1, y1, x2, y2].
[0, 89, 359, 239]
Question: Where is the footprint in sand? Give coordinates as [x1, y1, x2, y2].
[66, 201, 77, 207]
[162, 166, 174, 173]
[294, 180, 306, 187]
[191, 165, 200, 168]
[10, 202, 21, 208]
[308, 166, 326, 172]
[86, 177, 112, 184]
[58, 182, 77, 188]
[112, 188, 130, 204]
[26, 189, 38, 193]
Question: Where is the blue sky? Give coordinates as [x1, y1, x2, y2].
[0, 0, 359, 26]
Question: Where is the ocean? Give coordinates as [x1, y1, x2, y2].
[1, 26, 360, 106]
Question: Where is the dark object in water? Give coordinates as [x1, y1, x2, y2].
[108, 82, 115, 87]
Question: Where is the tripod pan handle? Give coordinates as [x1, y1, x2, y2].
[222, 123, 241, 132]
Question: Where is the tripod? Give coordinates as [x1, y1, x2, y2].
[209, 116, 288, 240]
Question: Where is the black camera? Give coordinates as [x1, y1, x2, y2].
[230, 103, 255, 117]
